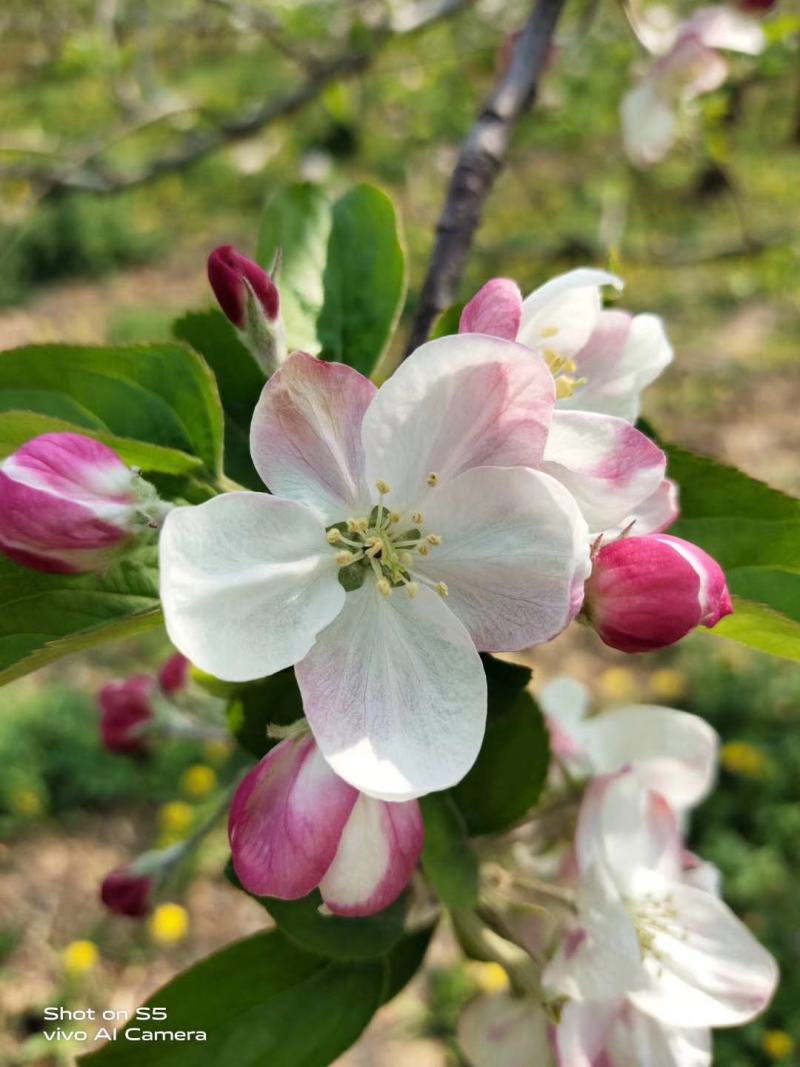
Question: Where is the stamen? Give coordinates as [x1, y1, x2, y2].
[365, 536, 383, 558]
[426, 533, 442, 546]
[389, 511, 402, 524]
[418, 544, 430, 556]
[426, 472, 439, 487]
[435, 581, 449, 597]
[336, 550, 358, 566]
[540, 325, 559, 338]
[326, 528, 343, 545]
[375, 479, 392, 495]
[405, 581, 419, 598]
[377, 577, 392, 597]
[399, 551, 413, 568]
[411, 511, 423, 524]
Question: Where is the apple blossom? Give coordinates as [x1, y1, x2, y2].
[101, 868, 154, 918]
[583, 533, 733, 653]
[540, 676, 718, 811]
[621, 5, 766, 167]
[160, 339, 591, 799]
[98, 675, 155, 755]
[544, 769, 778, 1028]
[228, 732, 422, 917]
[158, 652, 189, 695]
[0, 432, 167, 575]
[460, 272, 670, 537]
[207, 244, 286, 376]
[457, 992, 552, 1067]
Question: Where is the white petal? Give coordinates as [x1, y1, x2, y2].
[361, 334, 555, 511]
[415, 466, 591, 651]
[630, 882, 779, 1027]
[607, 1006, 711, 1067]
[562, 311, 673, 422]
[296, 581, 486, 800]
[458, 994, 552, 1067]
[554, 1002, 618, 1067]
[621, 81, 678, 167]
[517, 268, 624, 359]
[685, 6, 766, 54]
[604, 478, 680, 538]
[541, 411, 666, 534]
[582, 705, 718, 811]
[159, 492, 344, 682]
[539, 676, 591, 733]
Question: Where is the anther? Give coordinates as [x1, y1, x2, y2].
[375, 479, 392, 495]
[336, 551, 355, 565]
[405, 582, 419, 598]
[418, 545, 430, 556]
[377, 578, 392, 597]
[426, 533, 442, 546]
[426, 472, 439, 487]
[326, 528, 343, 545]
[435, 581, 449, 597]
[399, 551, 413, 568]
[411, 511, 423, 524]
[540, 326, 559, 338]
[389, 511, 401, 524]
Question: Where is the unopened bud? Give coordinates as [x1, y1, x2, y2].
[207, 245, 286, 376]
[158, 652, 189, 695]
[100, 868, 154, 918]
[98, 676, 155, 755]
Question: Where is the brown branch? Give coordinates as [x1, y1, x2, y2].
[405, 0, 568, 355]
[1, 0, 467, 201]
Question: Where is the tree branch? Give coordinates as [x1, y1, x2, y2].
[405, 0, 567, 355]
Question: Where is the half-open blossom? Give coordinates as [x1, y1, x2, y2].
[540, 676, 718, 811]
[229, 733, 423, 916]
[100, 868, 154, 918]
[160, 340, 590, 799]
[207, 245, 286, 376]
[460, 272, 670, 535]
[621, 5, 766, 167]
[544, 769, 778, 1028]
[98, 676, 154, 755]
[0, 433, 166, 574]
[584, 533, 733, 653]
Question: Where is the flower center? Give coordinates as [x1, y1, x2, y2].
[628, 893, 687, 962]
[542, 347, 587, 400]
[325, 480, 448, 600]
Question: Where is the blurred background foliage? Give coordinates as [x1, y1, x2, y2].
[0, 1, 799, 1065]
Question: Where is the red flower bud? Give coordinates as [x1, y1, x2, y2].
[207, 245, 279, 330]
[158, 652, 189, 695]
[100, 868, 153, 917]
[98, 676, 154, 755]
[584, 534, 733, 653]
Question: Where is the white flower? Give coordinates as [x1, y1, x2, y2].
[160, 340, 590, 800]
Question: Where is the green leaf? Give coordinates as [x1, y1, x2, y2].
[0, 410, 202, 476]
[0, 546, 162, 687]
[317, 184, 407, 375]
[257, 183, 334, 354]
[419, 792, 479, 909]
[173, 309, 264, 489]
[666, 442, 800, 661]
[452, 656, 550, 835]
[381, 924, 435, 1005]
[431, 301, 465, 340]
[78, 930, 384, 1067]
[0, 343, 223, 474]
[226, 669, 304, 758]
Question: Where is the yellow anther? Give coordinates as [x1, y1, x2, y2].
[399, 551, 413, 568]
[411, 511, 423, 524]
[377, 578, 392, 597]
[555, 376, 587, 399]
[336, 550, 355, 566]
[389, 511, 402, 524]
[375, 479, 392, 495]
[426, 472, 439, 487]
[435, 581, 449, 597]
[426, 533, 442, 546]
[540, 325, 559, 338]
[326, 528, 343, 544]
[347, 517, 368, 533]
[418, 544, 430, 556]
[405, 582, 419, 598]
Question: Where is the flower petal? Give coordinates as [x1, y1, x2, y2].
[459, 278, 523, 340]
[361, 334, 555, 512]
[415, 466, 591, 651]
[582, 705, 718, 811]
[621, 81, 679, 167]
[228, 735, 358, 899]
[541, 412, 666, 534]
[319, 796, 423, 916]
[250, 351, 376, 523]
[458, 994, 551, 1067]
[604, 478, 679, 538]
[607, 1005, 711, 1067]
[517, 269, 623, 359]
[685, 6, 765, 54]
[159, 492, 344, 682]
[296, 581, 486, 800]
[560, 311, 673, 422]
[630, 881, 779, 1027]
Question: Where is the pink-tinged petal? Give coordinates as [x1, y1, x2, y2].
[581, 705, 718, 811]
[553, 1002, 619, 1067]
[415, 466, 590, 651]
[517, 269, 623, 359]
[539, 676, 592, 763]
[457, 993, 552, 1067]
[541, 412, 666, 534]
[621, 80, 679, 167]
[606, 1004, 711, 1067]
[682, 851, 722, 896]
[361, 334, 555, 512]
[297, 582, 486, 801]
[459, 278, 523, 341]
[662, 36, 729, 101]
[159, 492, 345, 682]
[4, 432, 137, 503]
[605, 478, 679, 538]
[228, 735, 358, 899]
[683, 6, 766, 54]
[631, 881, 779, 1028]
[575, 770, 683, 889]
[250, 351, 376, 523]
[319, 796, 423, 917]
[562, 311, 673, 423]
[98, 676, 155, 755]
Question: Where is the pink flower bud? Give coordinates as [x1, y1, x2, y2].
[207, 246, 286, 376]
[0, 433, 165, 574]
[229, 734, 423, 917]
[158, 652, 189, 694]
[738, 0, 775, 12]
[98, 676, 154, 755]
[100, 868, 153, 917]
[459, 278, 522, 341]
[584, 534, 733, 653]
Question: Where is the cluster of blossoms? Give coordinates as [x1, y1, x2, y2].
[620, 3, 770, 166]
[458, 678, 778, 1066]
[0, 241, 774, 1058]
